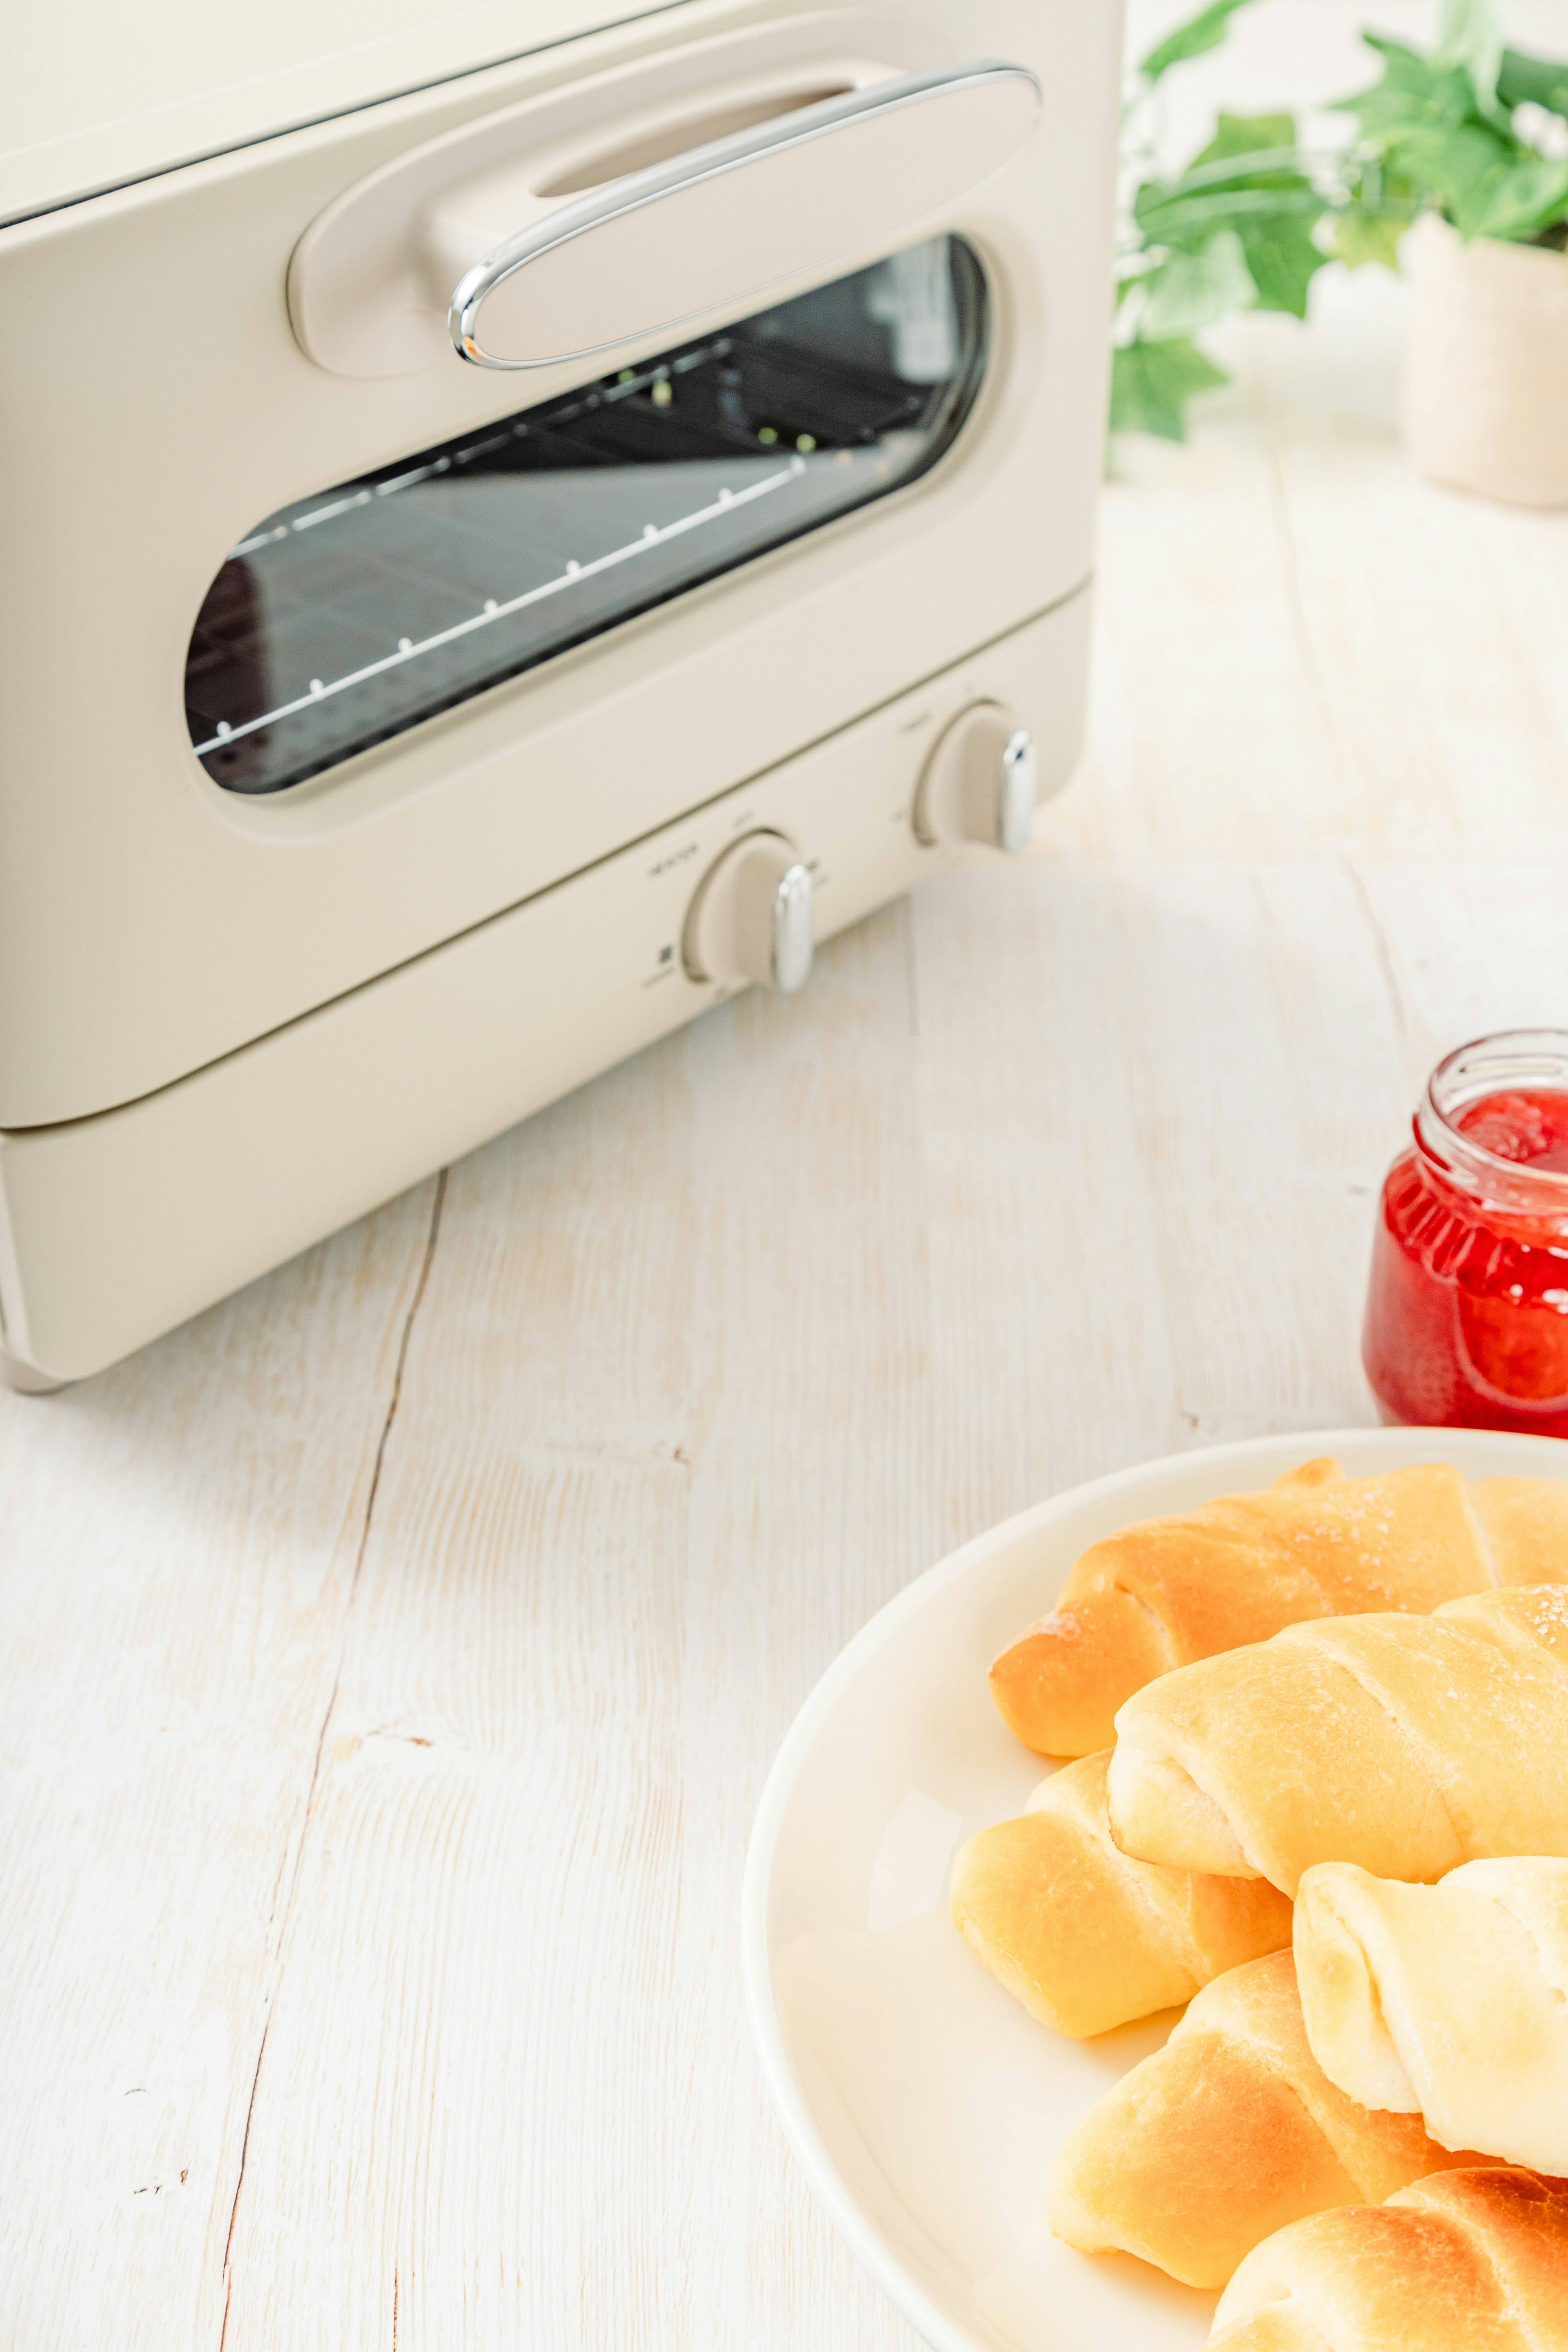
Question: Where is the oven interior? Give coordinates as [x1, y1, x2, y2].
[185, 235, 989, 795]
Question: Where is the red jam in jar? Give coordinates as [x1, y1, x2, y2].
[1364, 1032, 1568, 1433]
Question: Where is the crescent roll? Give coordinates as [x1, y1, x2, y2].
[1293, 1856, 1568, 2175]
[989, 1460, 1568, 1758]
[1046, 1949, 1475, 2288]
[1106, 1585, 1568, 1895]
[948, 1751, 1292, 2038]
[1207, 2166, 1568, 2350]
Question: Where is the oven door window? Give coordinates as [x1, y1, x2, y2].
[186, 236, 989, 795]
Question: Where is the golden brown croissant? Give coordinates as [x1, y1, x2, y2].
[948, 1751, 1292, 2038]
[989, 1460, 1568, 1758]
[1207, 2166, 1568, 2350]
[1294, 1856, 1568, 2176]
[1106, 1585, 1568, 1895]
[1046, 1949, 1475, 2288]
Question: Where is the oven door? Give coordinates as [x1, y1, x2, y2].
[0, 0, 1119, 1128]
[189, 237, 990, 797]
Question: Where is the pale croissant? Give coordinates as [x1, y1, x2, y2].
[990, 1459, 1568, 1757]
[1294, 1856, 1568, 2176]
[948, 1751, 1292, 2038]
[1107, 1585, 1568, 1896]
[1207, 2166, 1568, 2351]
[1047, 1949, 1474, 2289]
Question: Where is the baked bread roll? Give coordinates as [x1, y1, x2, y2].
[1047, 1949, 1474, 2288]
[1207, 2166, 1568, 2350]
[948, 1751, 1292, 2038]
[989, 1461, 1568, 1758]
[1106, 1585, 1568, 1895]
[1294, 1856, 1568, 2175]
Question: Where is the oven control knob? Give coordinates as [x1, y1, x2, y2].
[914, 705, 1037, 853]
[683, 831, 814, 995]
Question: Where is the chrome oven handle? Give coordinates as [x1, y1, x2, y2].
[446, 60, 1040, 372]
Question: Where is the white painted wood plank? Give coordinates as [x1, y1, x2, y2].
[216, 908, 940, 2352]
[209, 856, 1421, 2348]
[0, 1187, 439, 2352]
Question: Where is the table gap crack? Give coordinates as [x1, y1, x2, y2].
[215, 1169, 448, 2345]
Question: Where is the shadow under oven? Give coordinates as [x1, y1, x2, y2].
[0, 0, 1119, 1383]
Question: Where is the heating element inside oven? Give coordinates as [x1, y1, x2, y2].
[187, 235, 989, 796]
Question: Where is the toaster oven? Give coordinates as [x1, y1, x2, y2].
[0, 0, 1119, 1384]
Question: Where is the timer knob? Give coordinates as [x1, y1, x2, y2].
[914, 704, 1037, 854]
[682, 831, 814, 995]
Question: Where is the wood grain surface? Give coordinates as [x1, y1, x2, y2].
[8, 8, 1568, 2343]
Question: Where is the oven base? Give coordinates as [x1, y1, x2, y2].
[0, 590, 1088, 1382]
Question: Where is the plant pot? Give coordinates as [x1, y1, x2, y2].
[1402, 213, 1568, 508]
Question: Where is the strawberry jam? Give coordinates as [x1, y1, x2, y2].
[1364, 1035, 1568, 1432]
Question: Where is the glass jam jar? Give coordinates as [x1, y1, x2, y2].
[1364, 1031, 1568, 1433]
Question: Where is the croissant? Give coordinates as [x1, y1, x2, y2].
[1207, 2166, 1568, 2350]
[989, 1459, 1568, 1758]
[1293, 1856, 1568, 2176]
[947, 1751, 1292, 2038]
[1106, 1585, 1568, 1895]
[1046, 1949, 1474, 2288]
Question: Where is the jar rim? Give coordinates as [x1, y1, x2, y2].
[1417, 1029, 1568, 1213]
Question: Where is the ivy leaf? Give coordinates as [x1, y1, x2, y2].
[1137, 0, 1256, 86]
[1110, 338, 1229, 441]
[1134, 113, 1324, 255]
[1497, 47, 1568, 122]
[1329, 206, 1407, 270]
[1394, 120, 1568, 238]
[1334, 37, 1476, 140]
[1132, 181, 1324, 252]
[1137, 229, 1256, 338]
[1434, 0, 1505, 110]
[1191, 110, 1300, 174]
[1182, 114, 1328, 316]
[1456, 151, 1568, 239]
[1238, 213, 1327, 314]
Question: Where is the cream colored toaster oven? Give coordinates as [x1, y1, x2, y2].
[0, 0, 1118, 1384]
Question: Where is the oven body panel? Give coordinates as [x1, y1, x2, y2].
[0, 597, 1088, 1381]
[0, 0, 1117, 1129]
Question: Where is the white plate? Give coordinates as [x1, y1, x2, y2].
[742, 1426, 1568, 2352]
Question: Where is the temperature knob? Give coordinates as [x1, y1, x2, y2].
[683, 831, 814, 995]
[914, 704, 1037, 853]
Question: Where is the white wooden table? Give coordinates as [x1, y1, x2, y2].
[8, 9, 1568, 2343]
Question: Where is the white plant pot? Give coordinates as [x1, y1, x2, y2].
[1402, 212, 1568, 508]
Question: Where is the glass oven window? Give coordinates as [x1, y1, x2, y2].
[186, 235, 989, 795]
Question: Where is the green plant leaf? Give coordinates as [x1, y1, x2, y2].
[1132, 182, 1324, 250]
[1163, 114, 1329, 314]
[1191, 110, 1300, 172]
[1136, 229, 1257, 336]
[1333, 36, 1476, 140]
[1109, 338, 1229, 441]
[1330, 205, 1408, 270]
[1236, 212, 1327, 313]
[1435, 0, 1504, 109]
[1137, 0, 1256, 86]
[1459, 151, 1568, 238]
[1392, 120, 1568, 237]
[1133, 113, 1325, 261]
[1498, 47, 1568, 121]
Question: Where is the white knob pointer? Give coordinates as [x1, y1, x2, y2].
[683, 831, 815, 995]
[914, 704, 1037, 852]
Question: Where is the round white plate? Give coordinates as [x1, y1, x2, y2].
[742, 1425, 1568, 2352]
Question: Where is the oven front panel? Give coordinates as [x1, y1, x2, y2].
[0, 0, 1118, 1129]
[0, 595, 1090, 1382]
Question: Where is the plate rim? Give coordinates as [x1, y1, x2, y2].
[741, 1423, 1568, 2352]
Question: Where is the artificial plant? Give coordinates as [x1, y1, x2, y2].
[1113, 0, 1568, 442]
